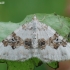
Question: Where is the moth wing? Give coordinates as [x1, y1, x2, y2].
[0, 23, 33, 61]
[37, 25, 70, 62]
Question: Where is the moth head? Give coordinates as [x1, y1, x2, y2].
[33, 15, 37, 20]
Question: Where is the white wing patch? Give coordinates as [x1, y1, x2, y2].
[0, 15, 70, 62]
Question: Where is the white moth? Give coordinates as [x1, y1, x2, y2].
[0, 15, 70, 62]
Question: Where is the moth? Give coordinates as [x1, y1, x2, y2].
[0, 15, 70, 62]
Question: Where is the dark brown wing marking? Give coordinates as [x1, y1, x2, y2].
[24, 38, 32, 49]
[2, 32, 24, 49]
[38, 33, 67, 49]
[61, 40, 67, 47]
[53, 42, 60, 49]
[48, 33, 67, 49]
[2, 39, 8, 46]
[38, 38, 46, 49]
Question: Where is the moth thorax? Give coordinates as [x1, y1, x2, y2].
[32, 39, 38, 48]
[32, 22, 37, 46]
[33, 21, 37, 31]
[32, 32, 38, 48]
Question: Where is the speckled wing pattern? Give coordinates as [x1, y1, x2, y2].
[0, 16, 70, 62]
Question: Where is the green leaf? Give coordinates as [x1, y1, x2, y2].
[0, 13, 70, 70]
[0, 63, 7, 70]
[47, 61, 59, 69]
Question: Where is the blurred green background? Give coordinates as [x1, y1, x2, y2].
[0, 0, 66, 22]
[0, 0, 69, 70]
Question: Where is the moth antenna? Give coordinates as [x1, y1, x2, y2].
[39, 16, 45, 21]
